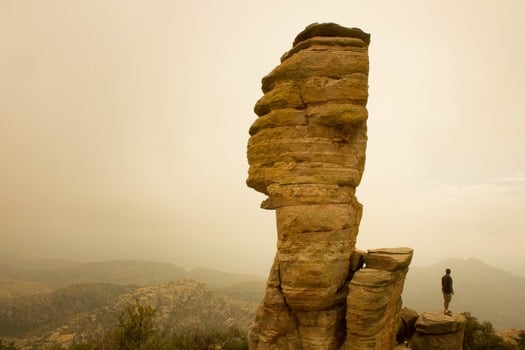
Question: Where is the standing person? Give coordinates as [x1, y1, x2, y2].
[441, 268, 454, 315]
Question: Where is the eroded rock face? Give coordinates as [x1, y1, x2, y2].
[247, 23, 412, 349]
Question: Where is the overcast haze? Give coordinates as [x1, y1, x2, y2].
[1, 1, 524, 276]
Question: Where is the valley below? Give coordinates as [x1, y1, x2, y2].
[0, 256, 524, 349]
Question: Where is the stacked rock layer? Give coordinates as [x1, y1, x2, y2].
[247, 23, 412, 349]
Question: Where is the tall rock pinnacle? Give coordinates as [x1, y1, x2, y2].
[247, 23, 412, 349]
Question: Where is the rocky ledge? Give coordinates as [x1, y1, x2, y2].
[410, 311, 466, 350]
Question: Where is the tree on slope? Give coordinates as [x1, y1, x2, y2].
[462, 312, 514, 350]
[113, 299, 156, 350]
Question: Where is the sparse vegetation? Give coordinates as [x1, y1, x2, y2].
[0, 339, 18, 350]
[32, 299, 249, 350]
[462, 312, 514, 350]
[5, 300, 525, 350]
[516, 331, 525, 350]
[113, 299, 156, 349]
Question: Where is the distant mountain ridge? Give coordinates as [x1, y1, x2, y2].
[402, 257, 525, 330]
[0, 258, 264, 290]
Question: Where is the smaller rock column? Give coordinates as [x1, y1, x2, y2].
[410, 311, 466, 350]
[343, 247, 413, 350]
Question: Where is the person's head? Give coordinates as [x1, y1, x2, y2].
[446, 268, 451, 274]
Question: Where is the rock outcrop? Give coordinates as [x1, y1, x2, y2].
[246, 23, 413, 349]
[410, 311, 466, 350]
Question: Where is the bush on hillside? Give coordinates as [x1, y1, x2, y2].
[0, 339, 18, 350]
[37, 299, 248, 350]
[518, 331, 525, 350]
[113, 298, 156, 349]
[461, 312, 514, 350]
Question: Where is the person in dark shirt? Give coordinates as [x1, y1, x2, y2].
[441, 268, 454, 315]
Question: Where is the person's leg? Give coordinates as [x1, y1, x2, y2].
[444, 293, 451, 313]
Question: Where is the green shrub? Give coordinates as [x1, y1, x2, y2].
[0, 339, 18, 350]
[113, 299, 156, 350]
[5, 299, 249, 350]
[461, 312, 514, 350]
[517, 331, 525, 350]
[169, 327, 248, 350]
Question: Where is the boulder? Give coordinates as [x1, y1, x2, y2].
[415, 311, 466, 335]
[410, 311, 466, 350]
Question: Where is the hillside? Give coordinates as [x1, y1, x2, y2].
[186, 267, 265, 288]
[9, 280, 258, 349]
[402, 257, 525, 330]
[215, 280, 266, 303]
[0, 283, 136, 337]
[0, 279, 55, 299]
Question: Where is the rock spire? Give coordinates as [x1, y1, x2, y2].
[246, 23, 413, 349]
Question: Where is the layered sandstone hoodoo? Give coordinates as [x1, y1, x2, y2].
[247, 23, 412, 349]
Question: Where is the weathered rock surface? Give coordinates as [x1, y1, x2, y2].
[246, 22, 413, 349]
[410, 311, 466, 350]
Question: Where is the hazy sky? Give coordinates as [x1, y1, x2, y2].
[1, 1, 524, 276]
